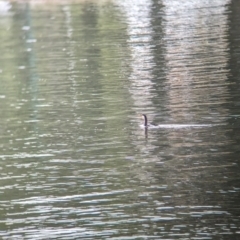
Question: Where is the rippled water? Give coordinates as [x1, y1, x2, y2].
[0, 0, 240, 239]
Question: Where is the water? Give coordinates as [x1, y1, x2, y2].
[0, 0, 240, 239]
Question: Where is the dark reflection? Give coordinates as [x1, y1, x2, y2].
[150, 0, 168, 118]
[144, 127, 148, 139]
[224, 0, 240, 219]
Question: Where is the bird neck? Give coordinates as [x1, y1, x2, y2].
[143, 115, 148, 126]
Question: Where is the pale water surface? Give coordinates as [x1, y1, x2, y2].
[0, 0, 240, 239]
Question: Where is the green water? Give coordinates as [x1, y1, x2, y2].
[0, 0, 240, 239]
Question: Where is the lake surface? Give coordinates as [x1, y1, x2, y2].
[0, 0, 240, 239]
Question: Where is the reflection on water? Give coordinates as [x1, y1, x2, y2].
[0, 0, 240, 239]
[163, 0, 230, 124]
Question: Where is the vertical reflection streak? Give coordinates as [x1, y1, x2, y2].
[117, 0, 155, 112]
[162, 0, 231, 123]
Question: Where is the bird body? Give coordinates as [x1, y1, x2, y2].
[140, 114, 213, 129]
[141, 114, 156, 127]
